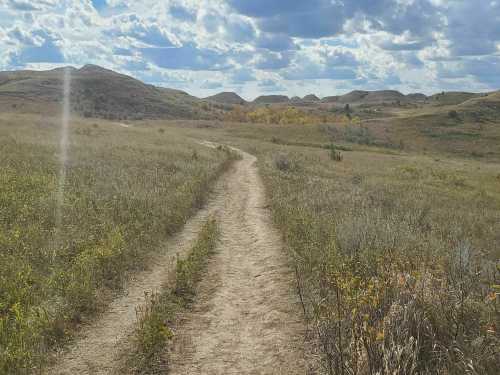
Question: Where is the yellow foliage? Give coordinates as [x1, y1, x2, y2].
[224, 106, 355, 125]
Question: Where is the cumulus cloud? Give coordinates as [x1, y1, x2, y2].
[0, 0, 499, 96]
[169, 4, 197, 22]
[140, 43, 231, 71]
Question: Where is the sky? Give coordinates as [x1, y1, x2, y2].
[0, 0, 499, 99]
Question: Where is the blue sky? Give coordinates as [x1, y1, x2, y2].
[0, 0, 499, 99]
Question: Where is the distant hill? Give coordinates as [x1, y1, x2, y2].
[253, 95, 290, 104]
[205, 92, 247, 105]
[0, 65, 211, 120]
[428, 91, 479, 106]
[456, 91, 500, 121]
[337, 90, 407, 105]
[303, 94, 320, 102]
[406, 93, 428, 101]
[322, 96, 340, 103]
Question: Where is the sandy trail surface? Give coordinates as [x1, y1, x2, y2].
[49, 144, 307, 374]
[168, 145, 307, 375]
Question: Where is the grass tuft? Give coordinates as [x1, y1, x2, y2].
[129, 218, 219, 374]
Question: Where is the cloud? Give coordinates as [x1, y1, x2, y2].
[200, 80, 223, 89]
[169, 4, 196, 22]
[140, 43, 231, 71]
[255, 51, 293, 70]
[224, 17, 256, 43]
[257, 78, 286, 92]
[437, 56, 500, 88]
[379, 40, 428, 51]
[91, 0, 107, 12]
[1, 0, 499, 96]
[122, 59, 148, 71]
[107, 15, 175, 47]
[446, 1, 500, 57]
[8, 29, 64, 65]
[255, 33, 297, 52]
[10, 39, 64, 65]
[227, 0, 310, 18]
[282, 49, 359, 80]
[229, 67, 256, 83]
[257, 6, 345, 39]
[8, 0, 41, 11]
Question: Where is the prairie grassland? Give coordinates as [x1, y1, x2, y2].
[0, 114, 235, 373]
[257, 145, 500, 374]
[165, 119, 500, 374]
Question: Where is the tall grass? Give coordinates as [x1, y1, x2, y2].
[259, 147, 499, 374]
[0, 114, 235, 373]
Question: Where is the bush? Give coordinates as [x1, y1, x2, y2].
[448, 110, 460, 120]
[328, 144, 343, 162]
[274, 154, 293, 171]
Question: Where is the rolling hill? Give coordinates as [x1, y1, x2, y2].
[253, 95, 290, 104]
[205, 92, 247, 105]
[0, 65, 211, 120]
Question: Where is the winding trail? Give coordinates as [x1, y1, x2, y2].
[169, 144, 307, 374]
[49, 143, 307, 374]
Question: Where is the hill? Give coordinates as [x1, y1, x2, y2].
[253, 95, 290, 104]
[406, 93, 428, 101]
[456, 91, 500, 121]
[337, 90, 407, 105]
[0, 65, 210, 120]
[303, 94, 320, 102]
[205, 92, 247, 105]
[428, 91, 479, 106]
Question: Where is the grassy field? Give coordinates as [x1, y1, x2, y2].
[2, 109, 499, 374]
[163, 119, 500, 374]
[0, 114, 235, 373]
[258, 145, 499, 374]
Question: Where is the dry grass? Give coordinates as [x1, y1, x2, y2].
[167, 118, 499, 374]
[257, 145, 500, 374]
[0, 113, 235, 373]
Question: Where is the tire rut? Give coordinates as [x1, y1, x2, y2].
[47, 157, 229, 375]
[168, 147, 307, 374]
[48, 144, 308, 375]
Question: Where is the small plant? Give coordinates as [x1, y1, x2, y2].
[274, 154, 292, 171]
[448, 110, 460, 121]
[328, 144, 343, 162]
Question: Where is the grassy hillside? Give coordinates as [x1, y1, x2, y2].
[205, 92, 247, 105]
[0, 113, 236, 373]
[0, 65, 212, 120]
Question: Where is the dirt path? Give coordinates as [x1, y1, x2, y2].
[48, 155, 229, 375]
[49, 144, 307, 374]
[168, 146, 307, 374]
